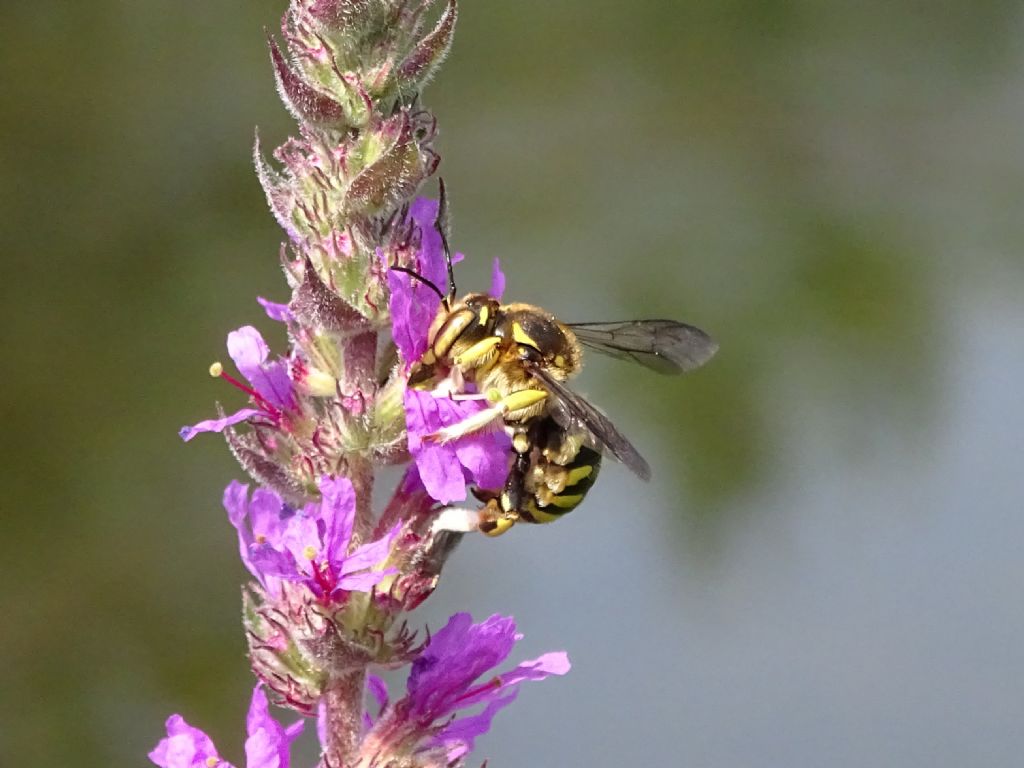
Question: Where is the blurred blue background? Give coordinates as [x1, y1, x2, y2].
[3, 1, 1023, 765]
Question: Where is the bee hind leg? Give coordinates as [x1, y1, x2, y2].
[479, 499, 517, 536]
[480, 448, 534, 537]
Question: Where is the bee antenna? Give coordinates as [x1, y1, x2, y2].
[389, 266, 446, 302]
[436, 178, 457, 304]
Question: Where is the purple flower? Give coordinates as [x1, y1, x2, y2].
[180, 326, 297, 442]
[387, 199, 513, 504]
[258, 296, 293, 323]
[362, 613, 570, 762]
[387, 201, 506, 366]
[243, 684, 304, 768]
[404, 389, 510, 504]
[489, 256, 505, 301]
[224, 475, 400, 601]
[387, 198, 452, 366]
[150, 685, 303, 768]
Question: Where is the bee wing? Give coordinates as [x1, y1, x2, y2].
[568, 320, 718, 374]
[529, 365, 652, 481]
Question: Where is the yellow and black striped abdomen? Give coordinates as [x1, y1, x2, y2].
[523, 445, 602, 524]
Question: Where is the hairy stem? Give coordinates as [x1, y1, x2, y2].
[347, 452, 375, 546]
[321, 668, 368, 767]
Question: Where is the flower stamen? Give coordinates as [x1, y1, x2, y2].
[209, 360, 283, 418]
[451, 675, 504, 707]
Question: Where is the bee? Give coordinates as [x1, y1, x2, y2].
[395, 183, 718, 535]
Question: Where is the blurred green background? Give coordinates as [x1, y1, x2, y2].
[3, 1, 1024, 765]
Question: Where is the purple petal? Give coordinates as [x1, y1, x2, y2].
[179, 408, 260, 442]
[453, 650, 572, 712]
[406, 614, 519, 719]
[223, 481, 252, 529]
[367, 675, 389, 716]
[317, 475, 357, 568]
[404, 390, 469, 504]
[395, 464, 428, 499]
[245, 685, 272, 739]
[228, 325, 270, 370]
[316, 698, 328, 750]
[249, 489, 291, 544]
[227, 327, 294, 410]
[387, 197, 458, 365]
[149, 715, 227, 768]
[436, 691, 518, 760]
[245, 685, 304, 768]
[408, 198, 449, 291]
[278, 513, 321, 575]
[258, 297, 293, 323]
[335, 568, 397, 592]
[255, 360, 294, 411]
[405, 390, 512, 501]
[339, 523, 400, 576]
[502, 651, 572, 684]
[490, 257, 506, 300]
[249, 543, 299, 580]
[223, 481, 256, 576]
[445, 409, 510, 492]
[387, 268, 440, 366]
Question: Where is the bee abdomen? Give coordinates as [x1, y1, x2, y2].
[523, 446, 602, 524]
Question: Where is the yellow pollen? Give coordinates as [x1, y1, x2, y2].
[209, 361, 224, 377]
[303, 545, 318, 560]
[206, 758, 219, 768]
[486, 387, 503, 404]
[255, 534, 267, 544]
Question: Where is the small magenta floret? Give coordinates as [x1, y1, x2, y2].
[150, 685, 302, 768]
[180, 326, 295, 442]
[358, 613, 570, 762]
[224, 475, 399, 601]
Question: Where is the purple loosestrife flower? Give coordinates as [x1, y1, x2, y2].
[225, 475, 398, 602]
[388, 200, 512, 504]
[150, 685, 302, 768]
[387, 198, 453, 366]
[180, 326, 297, 442]
[403, 390, 510, 504]
[357, 613, 570, 765]
[160, 2, 579, 766]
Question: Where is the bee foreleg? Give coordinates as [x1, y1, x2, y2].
[448, 392, 491, 402]
[424, 389, 548, 443]
[425, 403, 505, 443]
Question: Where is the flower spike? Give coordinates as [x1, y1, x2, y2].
[165, 2, 575, 767]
